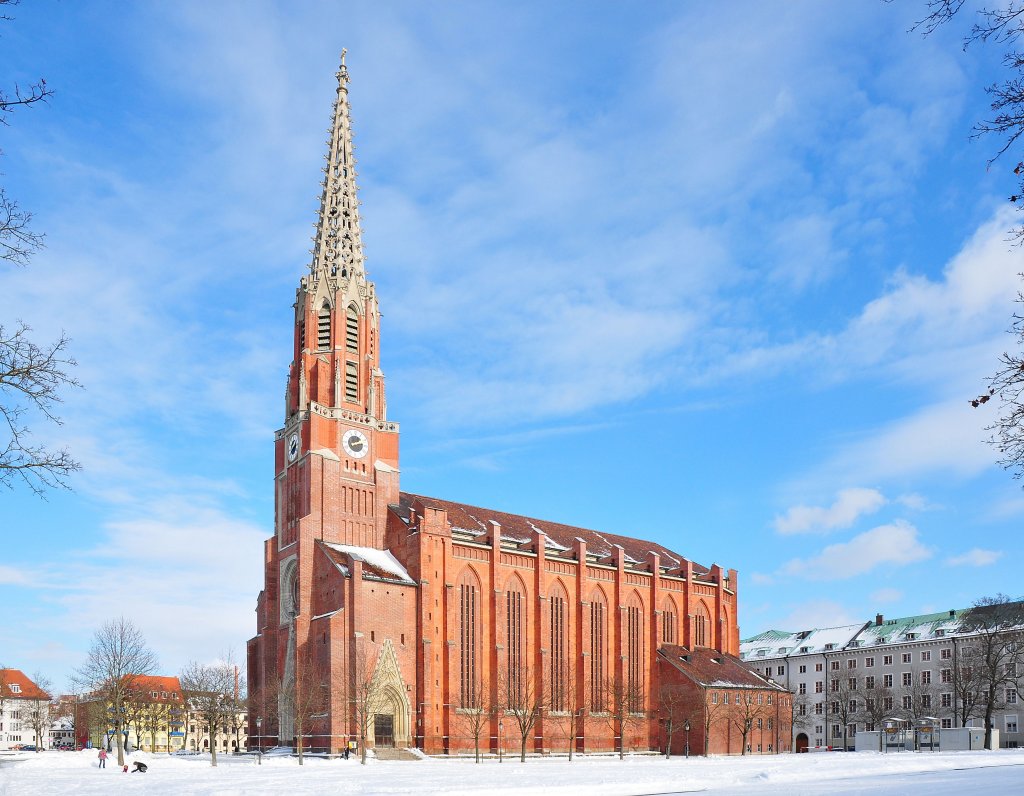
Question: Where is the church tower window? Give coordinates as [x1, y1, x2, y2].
[317, 302, 331, 349]
[589, 589, 607, 712]
[550, 585, 567, 712]
[459, 574, 479, 707]
[346, 305, 359, 353]
[345, 361, 358, 403]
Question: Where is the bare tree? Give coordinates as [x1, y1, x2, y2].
[74, 618, 157, 766]
[501, 663, 546, 762]
[143, 699, 170, 753]
[180, 661, 238, 767]
[0, 2, 79, 497]
[122, 686, 149, 752]
[702, 690, 729, 755]
[728, 691, 772, 755]
[959, 596, 1024, 747]
[953, 642, 987, 728]
[279, 650, 328, 765]
[350, 642, 382, 765]
[826, 677, 861, 752]
[555, 661, 585, 761]
[602, 673, 645, 760]
[898, 677, 942, 727]
[24, 672, 51, 751]
[454, 667, 493, 763]
[658, 683, 691, 759]
[857, 681, 896, 743]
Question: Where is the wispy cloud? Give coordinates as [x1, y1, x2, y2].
[774, 487, 887, 535]
[945, 548, 1003, 567]
[779, 520, 932, 580]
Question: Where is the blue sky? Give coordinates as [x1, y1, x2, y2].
[2, 0, 1022, 689]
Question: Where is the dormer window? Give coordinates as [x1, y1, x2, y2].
[10, 683, 20, 693]
[905, 633, 918, 640]
[799, 646, 810, 653]
[824, 643, 835, 651]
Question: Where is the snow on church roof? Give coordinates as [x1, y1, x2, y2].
[397, 492, 711, 576]
[322, 542, 415, 585]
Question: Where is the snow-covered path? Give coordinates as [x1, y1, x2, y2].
[2, 748, 1022, 795]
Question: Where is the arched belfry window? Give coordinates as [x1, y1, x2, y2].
[317, 302, 331, 349]
[346, 305, 359, 354]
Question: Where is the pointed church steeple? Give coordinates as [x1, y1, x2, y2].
[310, 48, 366, 287]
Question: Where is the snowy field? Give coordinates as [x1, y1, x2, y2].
[2, 748, 1023, 795]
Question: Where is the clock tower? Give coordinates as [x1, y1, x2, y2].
[275, 49, 399, 554]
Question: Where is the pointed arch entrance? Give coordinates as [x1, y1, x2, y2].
[367, 639, 413, 749]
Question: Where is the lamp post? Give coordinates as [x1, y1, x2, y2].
[684, 719, 691, 759]
[498, 720, 504, 763]
[255, 717, 262, 765]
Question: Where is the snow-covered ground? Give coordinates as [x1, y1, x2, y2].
[2, 748, 1023, 795]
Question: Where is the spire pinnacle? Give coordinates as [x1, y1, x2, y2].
[311, 48, 363, 285]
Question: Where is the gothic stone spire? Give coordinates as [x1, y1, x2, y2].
[310, 48, 365, 287]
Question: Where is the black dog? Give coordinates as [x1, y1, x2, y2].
[131, 762, 148, 773]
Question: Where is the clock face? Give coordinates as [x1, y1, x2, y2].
[342, 428, 369, 459]
[287, 432, 300, 462]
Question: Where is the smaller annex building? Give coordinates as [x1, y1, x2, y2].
[658, 646, 792, 755]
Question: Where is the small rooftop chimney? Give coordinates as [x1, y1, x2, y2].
[876, 613, 884, 626]
[949, 609, 956, 618]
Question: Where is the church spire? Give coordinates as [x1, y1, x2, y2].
[310, 48, 365, 286]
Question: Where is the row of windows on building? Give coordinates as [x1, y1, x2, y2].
[764, 648, 962, 680]
[791, 672, 1014, 694]
[458, 577, 713, 712]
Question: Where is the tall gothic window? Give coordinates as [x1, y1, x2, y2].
[346, 305, 359, 353]
[549, 585, 567, 712]
[459, 573, 479, 707]
[589, 589, 607, 712]
[505, 577, 525, 700]
[626, 594, 644, 714]
[694, 602, 711, 648]
[662, 600, 677, 645]
[317, 302, 331, 349]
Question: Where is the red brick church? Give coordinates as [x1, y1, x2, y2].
[246, 53, 775, 757]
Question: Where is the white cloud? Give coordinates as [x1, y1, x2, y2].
[780, 520, 932, 580]
[871, 587, 903, 604]
[773, 487, 887, 535]
[773, 601, 861, 632]
[750, 572, 775, 586]
[945, 548, 1003, 567]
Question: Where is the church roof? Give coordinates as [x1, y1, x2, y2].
[658, 645, 786, 691]
[398, 492, 712, 576]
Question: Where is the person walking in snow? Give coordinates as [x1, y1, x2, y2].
[97, 748, 107, 768]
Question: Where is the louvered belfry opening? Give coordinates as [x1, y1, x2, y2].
[346, 306, 359, 353]
[317, 303, 331, 349]
[345, 361, 358, 403]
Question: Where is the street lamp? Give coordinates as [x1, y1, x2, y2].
[255, 717, 262, 765]
[683, 719, 691, 758]
[498, 720, 504, 763]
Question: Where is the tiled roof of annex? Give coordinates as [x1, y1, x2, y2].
[0, 669, 50, 700]
[658, 646, 788, 691]
[396, 492, 716, 577]
[739, 603, 1024, 661]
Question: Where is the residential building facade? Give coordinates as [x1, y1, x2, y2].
[0, 669, 50, 750]
[742, 605, 1024, 751]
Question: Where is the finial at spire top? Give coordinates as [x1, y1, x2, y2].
[337, 48, 349, 84]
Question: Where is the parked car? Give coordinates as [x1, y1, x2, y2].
[18, 745, 37, 752]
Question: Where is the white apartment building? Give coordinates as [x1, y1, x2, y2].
[0, 669, 50, 751]
[741, 607, 1023, 751]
